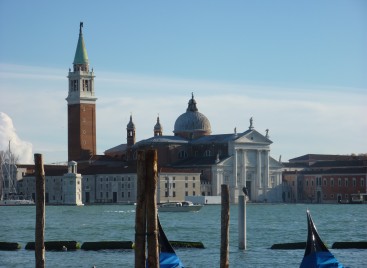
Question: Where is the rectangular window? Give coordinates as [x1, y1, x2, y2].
[106, 192, 109, 198]
[193, 191, 196, 196]
[173, 183, 175, 188]
[185, 183, 188, 188]
[193, 183, 196, 188]
[185, 191, 188, 196]
[165, 191, 168, 197]
[173, 191, 176, 197]
[100, 192, 103, 198]
[128, 192, 131, 198]
[122, 192, 124, 198]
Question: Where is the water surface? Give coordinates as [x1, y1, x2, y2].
[0, 204, 366, 267]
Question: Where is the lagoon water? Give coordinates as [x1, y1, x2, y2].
[0, 204, 366, 267]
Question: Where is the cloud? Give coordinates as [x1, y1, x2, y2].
[0, 112, 33, 164]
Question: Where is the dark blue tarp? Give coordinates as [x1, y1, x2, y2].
[146, 217, 184, 268]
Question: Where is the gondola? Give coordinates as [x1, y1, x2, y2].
[146, 216, 184, 268]
[157, 217, 185, 268]
[300, 210, 345, 268]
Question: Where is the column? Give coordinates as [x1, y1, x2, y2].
[233, 149, 238, 188]
[265, 150, 269, 188]
[257, 150, 261, 188]
[243, 149, 247, 187]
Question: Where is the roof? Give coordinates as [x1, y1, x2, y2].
[134, 135, 189, 147]
[310, 160, 367, 168]
[73, 23, 89, 65]
[191, 133, 235, 144]
[104, 144, 127, 154]
[289, 154, 356, 163]
[269, 156, 283, 168]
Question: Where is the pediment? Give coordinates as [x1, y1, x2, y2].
[235, 129, 272, 145]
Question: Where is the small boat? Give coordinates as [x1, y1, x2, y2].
[157, 217, 184, 268]
[158, 201, 203, 212]
[0, 197, 34, 206]
[300, 210, 345, 268]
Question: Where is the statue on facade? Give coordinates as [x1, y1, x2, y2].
[249, 117, 254, 130]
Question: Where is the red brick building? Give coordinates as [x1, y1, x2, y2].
[282, 155, 367, 203]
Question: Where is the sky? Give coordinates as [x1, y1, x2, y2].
[0, 0, 366, 164]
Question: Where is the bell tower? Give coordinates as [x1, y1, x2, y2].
[66, 22, 97, 161]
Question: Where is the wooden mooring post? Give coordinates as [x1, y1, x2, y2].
[34, 154, 45, 268]
[145, 150, 159, 268]
[135, 149, 159, 268]
[220, 184, 230, 268]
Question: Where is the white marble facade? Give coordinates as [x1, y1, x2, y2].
[212, 129, 282, 203]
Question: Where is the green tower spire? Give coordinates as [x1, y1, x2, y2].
[73, 22, 89, 65]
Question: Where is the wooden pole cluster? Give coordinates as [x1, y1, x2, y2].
[220, 184, 230, 268]
[34, 154, 45, 268]
[135, 149, 159, 268]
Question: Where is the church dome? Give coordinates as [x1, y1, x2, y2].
[174, 94, 211, 139]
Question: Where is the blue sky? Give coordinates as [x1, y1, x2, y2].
[0, 0, 366, 164]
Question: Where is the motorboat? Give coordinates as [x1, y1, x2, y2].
[158, 201, 203, 212]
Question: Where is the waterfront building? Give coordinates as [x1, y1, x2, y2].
[17, 161, 201, 205]
[282, 154, 367, 203]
